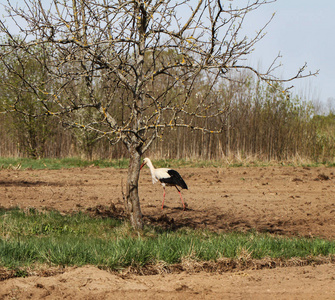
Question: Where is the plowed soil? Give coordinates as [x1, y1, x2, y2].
[1, 166, 335, 299]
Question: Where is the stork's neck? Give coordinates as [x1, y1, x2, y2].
[145, 159, 156, 175]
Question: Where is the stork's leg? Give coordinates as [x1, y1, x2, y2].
[161, 186, 166, 210]
[175, 186, 185, 210]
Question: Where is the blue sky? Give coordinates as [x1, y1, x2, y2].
[242, 0, 335, 107]
[1, 0, 333, 107]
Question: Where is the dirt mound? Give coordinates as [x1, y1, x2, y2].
[1, 264, 335, 299]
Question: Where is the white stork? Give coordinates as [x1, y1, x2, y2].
[140, 158, 188, 210]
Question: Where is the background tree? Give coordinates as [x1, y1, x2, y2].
[0, 0, 316, 229]
[0, 40, 58, 158]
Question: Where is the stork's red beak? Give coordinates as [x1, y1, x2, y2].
[140, 162, 146, 170]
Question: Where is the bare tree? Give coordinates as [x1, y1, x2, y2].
[0, 0, 317, 229]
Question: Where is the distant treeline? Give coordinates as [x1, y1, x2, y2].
[1, 71, 334, 163]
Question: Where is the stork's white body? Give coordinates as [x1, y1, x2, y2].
[140, 158, 188, 210]
[143, 159, 170, 185]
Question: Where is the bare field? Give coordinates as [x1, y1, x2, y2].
[1, 166, 335, 299]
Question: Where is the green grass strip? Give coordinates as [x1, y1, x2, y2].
[1, 157, 335, 170]
[0, 157, 129, 170]
[0, 208, 334, 270]
[1, 231, 334, 270]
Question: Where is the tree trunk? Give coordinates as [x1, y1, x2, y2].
[125, 148, 143, 230]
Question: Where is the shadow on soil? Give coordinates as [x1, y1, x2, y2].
[85, 204, 288, 237]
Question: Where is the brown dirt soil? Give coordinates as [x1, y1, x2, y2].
[1, 166, 335, 299]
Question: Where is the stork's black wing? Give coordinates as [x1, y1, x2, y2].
[159, 169, 188, 189]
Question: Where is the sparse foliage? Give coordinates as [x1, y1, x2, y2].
[0, 0, 317, 229]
